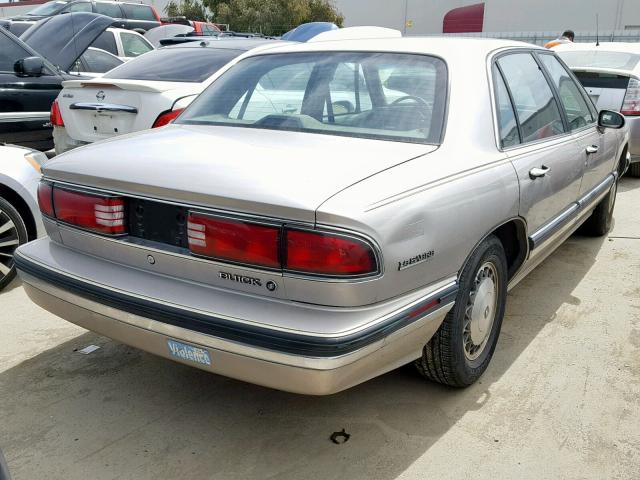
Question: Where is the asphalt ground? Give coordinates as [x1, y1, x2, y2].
[1, 176, 639, 480]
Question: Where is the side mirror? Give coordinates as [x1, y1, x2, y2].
[14, 56, 44, 77]
[598, 110, 625, 129]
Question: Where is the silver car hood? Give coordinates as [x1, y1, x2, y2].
[44, 124, 436, 221]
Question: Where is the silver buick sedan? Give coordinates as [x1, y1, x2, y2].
[16, 37, 628, 395]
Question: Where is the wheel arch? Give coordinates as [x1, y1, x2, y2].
[459, 217, 529, 282]
[0, 184, 37, 241]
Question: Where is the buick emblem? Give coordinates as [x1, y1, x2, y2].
[96, 90, 105, 101]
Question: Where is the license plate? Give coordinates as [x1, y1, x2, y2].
[167, 339, 211, 366]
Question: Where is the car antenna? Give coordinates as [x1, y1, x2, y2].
[596, 13, 600, 46]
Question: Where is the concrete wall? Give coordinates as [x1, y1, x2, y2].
[335, 0, 640, 35]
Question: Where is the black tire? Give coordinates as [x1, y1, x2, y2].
[581, 180, 617, 236]
[415, 235, 508, 387]
[629, 162, 640, 178]
[0, 197, 29, 291]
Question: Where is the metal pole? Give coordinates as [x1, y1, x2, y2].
[403, 0, 409, 35]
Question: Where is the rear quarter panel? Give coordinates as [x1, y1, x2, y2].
[315, 147, 520, 303]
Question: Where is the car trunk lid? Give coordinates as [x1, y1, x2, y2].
[20, 12, 114, 72]
[573, 69, 631, 111]
[58, 79, 198, 142]
[43, 124, 436, 223]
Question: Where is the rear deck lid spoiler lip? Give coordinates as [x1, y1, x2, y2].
[61, 78, 199, 93]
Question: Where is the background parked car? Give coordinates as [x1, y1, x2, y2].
[144, 23, 194, 47]
[0, 13, 115, 150]
[91, 27, 154, 61]
[53, 38, 283, 154]
[5, 0, 161, 33]
[554, 42, 640, 176]
[0, 144, 46, 290]
[69, 46, 124, 76]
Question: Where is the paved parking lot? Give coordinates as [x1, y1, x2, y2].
[1, 176, 639, 480]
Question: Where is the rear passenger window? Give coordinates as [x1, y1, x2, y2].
[121, 4, 156, 20]
[95, 2, 123, 18]
[62, 1, 92, 12]
[91, 31, 118, 56]
[538, 53, 594, 130]
[493, 65, 520, 147]
[497, 53, 565, 143]
[120, 32, 153, 57]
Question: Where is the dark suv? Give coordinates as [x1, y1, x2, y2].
[8, 0, 161, 32]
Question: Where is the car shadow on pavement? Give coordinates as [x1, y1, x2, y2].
[0, 235, 606, 480]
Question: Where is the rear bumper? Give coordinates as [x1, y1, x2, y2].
[53, 126, 88, 155]
[15, 240, 456, 395]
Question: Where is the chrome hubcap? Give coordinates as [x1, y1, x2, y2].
[0, 210, 19, 280]
[463, 262, 498, 361]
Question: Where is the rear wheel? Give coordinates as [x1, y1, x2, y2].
[0, 197, 29, 291]
[415, 235, 508, 387]
[581, 179, 617, 236]
[629, 162, 640, 177]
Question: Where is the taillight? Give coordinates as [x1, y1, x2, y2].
[50, 99, 64, 127]
[187, 213, 280, 268]
[53, 187, 126, 235]
[37, 182, 54, 217]
[284, 229, 377, 276]
[186, 213, 378, 276]
[152, 108, 183, 128]
[622, 78, 640, 116]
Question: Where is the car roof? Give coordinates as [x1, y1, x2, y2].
[164, 38, 283, 52]
[240, 36, 543, 58]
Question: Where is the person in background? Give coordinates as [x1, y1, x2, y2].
[545, 30, 575, 48]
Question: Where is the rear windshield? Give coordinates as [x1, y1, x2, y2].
[558, 50, 640, 71]
[27, 0, 68, 15]
[121, 3, 156, 21]
[103, 48, 242, 82]
[177, 52, 448, 144]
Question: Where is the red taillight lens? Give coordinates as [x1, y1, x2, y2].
[53, 188, 126, 235]
[284, 229, 377, 276]
[37, 182, 54, 217]
[152, 108, 184, 128]
[187, 213, 280, 268]
[621, 78, 640, 116]
[50, 99, 64, 127]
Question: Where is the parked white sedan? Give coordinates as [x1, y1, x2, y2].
[91, 27, 155, 61]
[52, 38, 283, 154]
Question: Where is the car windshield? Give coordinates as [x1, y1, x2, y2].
[102, 47, 242, 82]
[27, 0, 68, 15]
[177, 52, 448, 144]
[559, 50, 640, 71]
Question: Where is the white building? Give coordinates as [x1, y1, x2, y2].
[335, 0, 640, 36]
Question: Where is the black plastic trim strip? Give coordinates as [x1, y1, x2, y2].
[529, 173, 615, 250]
[15, 252, 457, 358]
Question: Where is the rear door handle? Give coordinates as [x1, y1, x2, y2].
[586, 145, 599, 154]
[529, 165, 550, 179]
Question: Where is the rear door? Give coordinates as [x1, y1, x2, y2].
[537, 53, 617, 197]
[120, 3, 160, 31]
[0, 29, 62, 150]
[94, 2, 126, 28]
[494, 51, 585, 243]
